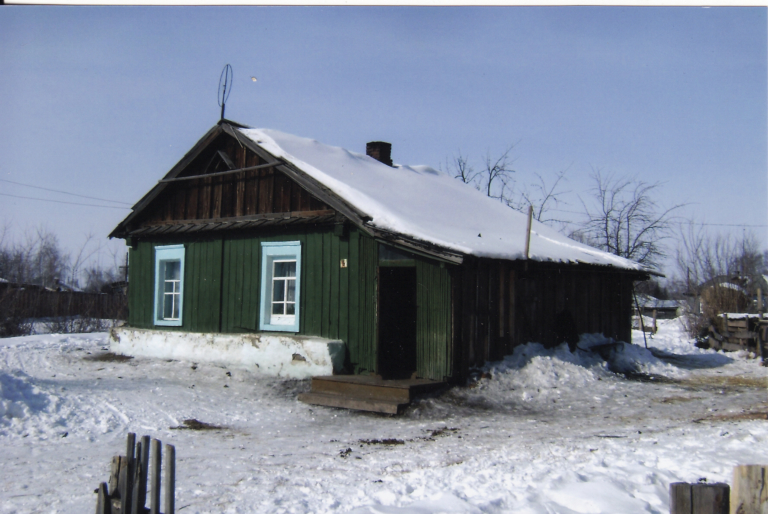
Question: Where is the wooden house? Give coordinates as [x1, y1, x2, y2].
[110, 119, 650, 387]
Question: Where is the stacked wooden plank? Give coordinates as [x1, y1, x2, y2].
[708, 314, 766, 360]
[299, 375, 447, 414]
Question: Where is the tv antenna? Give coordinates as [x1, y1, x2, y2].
[218, 64, 233, 120]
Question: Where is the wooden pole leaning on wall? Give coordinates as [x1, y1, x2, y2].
[524, 205, 533, 272]
[633, 289, 648, 349]
[730, 465, 768, 514]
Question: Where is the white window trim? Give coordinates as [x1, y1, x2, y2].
[260, 241, 301, 332]
[154, 244, 185, 327]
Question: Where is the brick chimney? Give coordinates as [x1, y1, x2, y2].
[366, 141, 393, 167]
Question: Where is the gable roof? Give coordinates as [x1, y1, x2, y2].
[112, 121, 649, 273]
[237, 128, 647, 272]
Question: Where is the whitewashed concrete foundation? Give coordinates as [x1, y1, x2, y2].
[109, 328, 345, 379]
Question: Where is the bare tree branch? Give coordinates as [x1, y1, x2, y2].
[579, 169, 684, 269]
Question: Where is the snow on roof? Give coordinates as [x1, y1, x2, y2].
[238, 128, 646, 271]
[636, 295, 680, 310]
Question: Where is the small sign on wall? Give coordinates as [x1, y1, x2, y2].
[340, 259, 348, 268]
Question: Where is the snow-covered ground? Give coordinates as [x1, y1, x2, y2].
[2, 319, 767, 513]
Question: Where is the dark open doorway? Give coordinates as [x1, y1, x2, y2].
[378, 266, 417, 379]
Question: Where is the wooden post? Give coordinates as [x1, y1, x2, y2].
[670, 482, 729, 514]
[131, 440, 143, 514]
[121, 433, 136, 514]
[139, 435, 150, 509]
[670, 482, 692, 514]
[758, 288, 763, 317]
[731, 465, 768, 514]
[95, 482, 108, 514]
[652, 309, 658, 335]
[165, 444, 175, 514]
[692, 483, 729, 514]
[150, 439, 162, 514]
[108, 455, 121, 497]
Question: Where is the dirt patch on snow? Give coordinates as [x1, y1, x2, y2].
[656, 395, 702, 404]
[84, 352, 133, 363]
[170, 418, 224, 430]
[682, 375, 768, 389]
[694, 409, 768, 423]
[359, 438, 405, 445]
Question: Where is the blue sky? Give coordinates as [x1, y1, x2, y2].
[0, 6, 765, 276]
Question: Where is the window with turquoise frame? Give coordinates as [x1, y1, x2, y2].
[154, 245, 185, 326]
[260, 241, 301, 332]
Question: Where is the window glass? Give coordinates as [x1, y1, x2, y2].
[274, 261, 296, 278]
[270, 259, 296, 321]
[162, 261, 181, 320]
[154, 245, 185, 327]
[260, 242, 301, 332]
[286, 280, 296, 302]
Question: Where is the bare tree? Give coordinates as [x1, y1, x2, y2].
[480, 145, 516, 201]
[0, 228, 70, 287]
[517, 167, 571, 223]
[449, 152, 478, 185]
[447, 146, 572, 226]
[447, 146, 517, 200]
[674, 222, 766, 338]
[578, 170, 683, 269]
[676, 222, 765, 295]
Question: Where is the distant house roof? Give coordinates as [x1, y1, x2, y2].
[636, 294, 680, 311]
[234, 128, 646, 272]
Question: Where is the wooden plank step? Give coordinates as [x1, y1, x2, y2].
[298, 392, 404, 414]
[310, 379, 411, 403]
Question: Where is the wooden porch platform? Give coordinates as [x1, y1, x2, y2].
[298, 375, 447, 414]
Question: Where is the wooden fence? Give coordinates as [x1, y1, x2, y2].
[0, 285, 127, 321]
[670, 465, 767, 514]
[95, 433, 175, 514]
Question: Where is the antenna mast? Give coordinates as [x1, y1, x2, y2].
[218, 64, 233, 121]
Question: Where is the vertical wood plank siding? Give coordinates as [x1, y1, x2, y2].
[135, 135, 330, 227]
[415, 259, 452, 381]
[453, 258, 636, 381]
[128, 228, 378, 374]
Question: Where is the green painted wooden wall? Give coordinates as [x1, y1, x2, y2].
[415, 259, 453, 380]
[127, 227, 379, 374]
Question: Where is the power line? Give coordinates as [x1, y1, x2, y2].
[0, 178, 133, 205]
[543, 207, 767, 228]
[0, 192, 130, 210]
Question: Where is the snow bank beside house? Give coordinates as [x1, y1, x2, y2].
[109, 328, 345, 378]
[239, 128, 645, 271]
